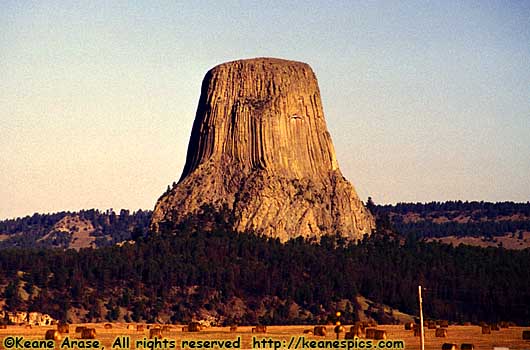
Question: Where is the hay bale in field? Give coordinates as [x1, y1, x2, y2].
[481, 325, 491, 334]
[75, 326, 86, 333]
[522, 330, 530, 340]
[463, 322, 472, 326]
[137, 325, 144, 331]
[252, 325, 267, 333]
[303, 329, 313, 334]
[428, 321, 437, 329]
[126, 325, 135, 330]
[404, 322, 414, 330]
[314, 326, 326, 336]
[365, 328, 377, 339]
[81, 328, 96, 339]
[104, 323, 112, 329]
[460, 343, 474, 350]
[413, 324, 422, 337]
[374, 330, 387, 340]
[182, 326, 188, 332]
[57, 323, 69, 334]
[436, 328, 448, 337]
[350, 324, 364, 337]
[188, 322, 201, 332]
[490, 324, 500, 331]
[149, 328, 162, 339]
[442, 343, 457, 350]
[440, 320, 449, 328]
[45, 330, 61, 341]
[230, 326, 237, 332]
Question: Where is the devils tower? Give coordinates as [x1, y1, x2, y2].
[151, 58, 375, 241]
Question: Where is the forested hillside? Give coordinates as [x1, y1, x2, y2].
[1, 201, 529, 250]
[0, 210, 528, 326]
[0, 209, 151, 249]
[369, 200, 530, 249]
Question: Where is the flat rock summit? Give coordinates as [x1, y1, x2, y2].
[151, 57, 374, 241]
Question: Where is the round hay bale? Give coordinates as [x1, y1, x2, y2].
[81, 328, 96, 339]
[137, 325, 144, 332]
[404, 322, 414, 330]
[314, 326, 327, 336]
[104, 323, 112, 329]
[253, 325, 266, 333]
[436, 328, 448, 337]
[374, 330, 387, 340]
[365, 328, 377, 339]
[230, 326, 237, 332]
[442, 343, 457, 350]
[149, 328, 162, 339]
[461, 343, 474, 350]
[350, 324, 364, 337]
[481, 326, 491, 335]
[188, 322, 201, 332]
[127, 325, 135, 330]
[57, 323, 69, 334]
[45, 330, 61, 341]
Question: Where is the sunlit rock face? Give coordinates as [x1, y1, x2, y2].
[151, 58, 374, 241]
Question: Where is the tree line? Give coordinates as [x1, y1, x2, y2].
[0, 208, 528, 325]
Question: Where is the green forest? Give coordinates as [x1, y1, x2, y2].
[0, 205, 528, 326]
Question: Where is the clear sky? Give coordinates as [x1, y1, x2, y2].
[1, 1, 529, 219]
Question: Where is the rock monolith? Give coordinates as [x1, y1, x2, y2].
[151, 57, 374, 241]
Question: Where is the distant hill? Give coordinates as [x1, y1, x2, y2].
[370, 200, 530, 250]
[0, 209, 151, 250]
[1, 201, 529, 250]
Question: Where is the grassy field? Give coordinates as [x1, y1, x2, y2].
[0, 324, 528, 350]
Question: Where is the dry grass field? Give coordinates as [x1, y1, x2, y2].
[0, 324, 528, 350]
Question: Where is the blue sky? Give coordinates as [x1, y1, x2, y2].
[1, 1, 529, 219]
